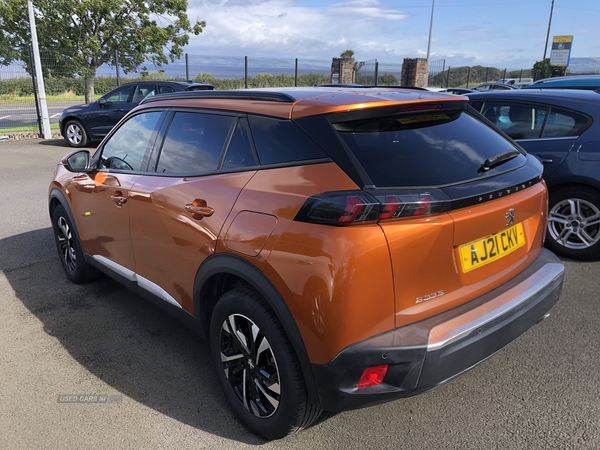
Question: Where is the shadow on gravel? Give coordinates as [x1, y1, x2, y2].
[38, 138, 71, 147]
[38, 137, 98, 149]
[0, 228, 277, 445]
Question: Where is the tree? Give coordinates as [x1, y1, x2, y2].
[532, 59, 563, 80]
[340, 49, 355, 59]
[0, 0, 205, 103]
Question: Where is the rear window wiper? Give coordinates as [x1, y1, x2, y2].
[478, 149, 521, 174]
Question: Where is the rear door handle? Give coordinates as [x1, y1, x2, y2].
[111, 191, 127, 207]
[185, 199, 214, 220]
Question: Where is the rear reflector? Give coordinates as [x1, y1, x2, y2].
[294, 189, 450, 225]
[357, 365, 389, 388]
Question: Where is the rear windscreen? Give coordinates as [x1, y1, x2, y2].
[332, 110, 526, 188]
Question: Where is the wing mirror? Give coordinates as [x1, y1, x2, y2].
[63, 150, 92, 172]
[98, 98, 110, 108]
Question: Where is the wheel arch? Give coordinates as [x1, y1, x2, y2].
[61, 116, 88, 135]
[49, 188, 73, 223]
[547, 180, 600, 198]
[48, 188, 86, 256]
[193, 253, 321, 407]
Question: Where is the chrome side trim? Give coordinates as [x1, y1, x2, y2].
[93, 255, 137, 281]
[137, 275, 182, 309]
[91, 255, 182, 308]
[427, 259, 564, 351]
[515, 136, 577, 142]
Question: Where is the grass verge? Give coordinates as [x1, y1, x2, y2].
[0, 122, 60, 133]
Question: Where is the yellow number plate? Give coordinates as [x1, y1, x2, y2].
[459, 222, 525, 273]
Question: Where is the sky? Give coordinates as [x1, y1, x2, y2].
[184, 0, 600, 70]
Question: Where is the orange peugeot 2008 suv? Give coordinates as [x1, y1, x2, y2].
[49, 87, 564, 440]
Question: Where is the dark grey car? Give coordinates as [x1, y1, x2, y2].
[468, 89, 600, 260]
[59, 81, 215, 148]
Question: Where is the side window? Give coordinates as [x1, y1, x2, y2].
[159, 86, 176, 94]
[248, 115, 328, 165]
[222, 119, 257, 170]
[132, 85, 156, 103]
[482, 102, 547, 139]
[542, 108, 589, 138]
[156, 112, 236, 174]
[100, 111, 163, 171]
[103, 85, 134, 103]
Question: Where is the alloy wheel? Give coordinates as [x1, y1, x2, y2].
[66, 124, 83, 145]
[219, 313, 281, 418]
[56, 216, 77, 272]
[548, 197, 600, 250]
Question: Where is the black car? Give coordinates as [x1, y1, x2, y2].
[59, 81, 215, 147]
[468, 89, 600, 260]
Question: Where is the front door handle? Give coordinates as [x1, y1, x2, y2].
[111, 191, 127, 207]
[185, 199, 215, 221]
[540, 158, 553, 164]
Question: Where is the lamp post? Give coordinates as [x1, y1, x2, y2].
[426, 0, 435, 62]
[425, 0, 435, 87]
[27, 0, 51, 138]
[543, 0, 555, 60]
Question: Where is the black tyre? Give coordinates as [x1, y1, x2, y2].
[51, 205, 100, 283]
[546, 186, 600, 260]
[210, 288, 322, 440]
[64, 119, 88, 147]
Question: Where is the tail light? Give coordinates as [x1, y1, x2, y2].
[294, 189, 450, 226]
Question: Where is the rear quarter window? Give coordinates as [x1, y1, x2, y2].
[542, 108, 589, 138]
[248, 116, 328, 165]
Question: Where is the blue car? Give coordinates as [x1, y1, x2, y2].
[59, 81, 215, 147]
[468, 89, 600, 260]
[522, 75, 600, 91]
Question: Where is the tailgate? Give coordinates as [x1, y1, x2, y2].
[381, 182, 548, 328]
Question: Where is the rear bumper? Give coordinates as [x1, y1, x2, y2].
[311, 248, 564, 412]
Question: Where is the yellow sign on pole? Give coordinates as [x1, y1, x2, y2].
[550, 35, 573, 67]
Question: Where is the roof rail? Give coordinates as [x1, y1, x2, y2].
[140, 90, 296, 105]
[318, 84, 429, 91]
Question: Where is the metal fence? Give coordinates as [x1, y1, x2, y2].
[428, 61, 538, 88]
[1, 48, 599, 136]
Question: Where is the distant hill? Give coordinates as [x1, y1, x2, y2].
[567, 57, 600, 73]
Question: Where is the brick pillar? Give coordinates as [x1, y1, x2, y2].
[401, 58, 429, 87]
[331, 58, 355, 84]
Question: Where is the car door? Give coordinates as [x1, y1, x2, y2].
[479, 101, 584, 178]
[86, 84, 137, 138]
[128, 111, 258, 312]
[69, 110, 165, 274]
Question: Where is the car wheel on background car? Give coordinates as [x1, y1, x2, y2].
[546, 186, 600, 260]
[210, 288, 322, 440]
[51, 205, 100, 283]
[64, 120, 89, 147]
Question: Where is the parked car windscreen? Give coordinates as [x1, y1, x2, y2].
[332, 109, 526, 188]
